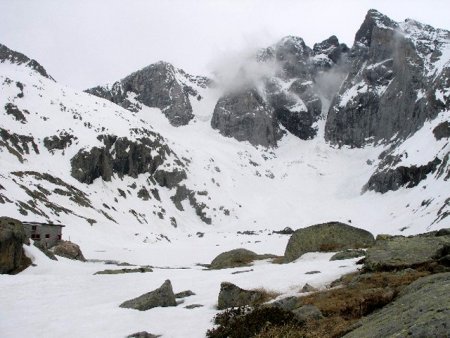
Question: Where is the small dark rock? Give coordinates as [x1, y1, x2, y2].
[330, 249, 366, 261]
[300, 283, 318, 293]
[127, 332, 160, 338]
[273, 227, 294, 235]
[94, 267, 152, 275]
[175, 290, 196, 298]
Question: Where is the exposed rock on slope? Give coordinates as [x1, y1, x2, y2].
[366, 157, 442, 193]
[211, 89, 282, 147]
[86, 61, 209, 126]
[0, 217, 31, 274]
[363, 230, 450, 271]
[326, 9, 450, 147]
[343, 272, 450, 338]
[70, 133, 180, 185]
[284, 222, 375, 262]
[211, 34, 349, 146]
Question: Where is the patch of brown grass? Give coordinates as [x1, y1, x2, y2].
[255, 317, 357, 338]
[301, 270, 429, 318]
[251, 287, 281, 303]
[254, 269, 430, 338]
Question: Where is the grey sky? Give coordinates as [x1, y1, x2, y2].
[1, 0, 449, 90]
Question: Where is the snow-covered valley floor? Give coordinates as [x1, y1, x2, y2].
[0, 232, 360, 338]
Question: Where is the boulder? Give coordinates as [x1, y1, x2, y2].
[217, 282, 268, 310]
[0, 217, 31, 274]
[120, 280, 177, 311]
[269, 296, 299, 311]
[292, 304, 324, 323]
[284, 222, 375, 262]
[364, 232, 450, 271]
[343, 273, 450, 338]
[210, 248, 259, 269]
[330, 249, 366, 261]
[52, 240, 86, 262]
[300, 283, 318, 293]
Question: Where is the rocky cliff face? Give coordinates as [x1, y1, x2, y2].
[325, 9, 450, 147]
[211, 35, 348, 146]
[211, 89, 282, 147]
[86, 61, 209, 126]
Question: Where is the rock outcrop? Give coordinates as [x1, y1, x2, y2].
[71, 133, 178, 185]
[211, 89, 282, 147]
[363, 230, 450, 271]
[120, 279, 177, 311]
[0, 217, 31, 274]
[52, 240, 86, 262]
[344, 272, 450, 338]
[366, 157, 442, 193]
[325, 9, 450, 147]
[211, 34, 349, 146]
[433, 121, 450, 140]
[284, 222, 375, 262]
[217, 282, 268, 310]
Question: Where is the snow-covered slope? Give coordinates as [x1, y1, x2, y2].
[1, 40, 448, 251]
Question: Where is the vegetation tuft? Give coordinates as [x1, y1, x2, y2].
[206, 306, 300, 338]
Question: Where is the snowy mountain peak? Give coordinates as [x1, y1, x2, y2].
[354, 9, 398, 46]
[0, 43, 53, 80]
[86, 61, 210, 127]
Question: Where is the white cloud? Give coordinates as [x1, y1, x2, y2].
[0, 0, 449, 89]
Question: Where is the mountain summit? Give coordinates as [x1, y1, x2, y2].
[0, 9, 449, 238]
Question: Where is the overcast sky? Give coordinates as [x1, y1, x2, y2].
[1, 0, 449, 90]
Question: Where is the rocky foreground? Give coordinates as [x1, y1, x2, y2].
[205, 224, 450, 337]
[3, 218, 449, 337]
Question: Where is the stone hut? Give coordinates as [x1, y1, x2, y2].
[22, 221, 64, 248]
